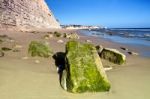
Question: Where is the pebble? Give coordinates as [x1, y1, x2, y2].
[86, 40, 92, 43]
[128, 52, 139, 55]
[14, 44, 23, 49]
[22, 56, 29, 60]
[57, 40, 64, 43]
[35, 60, 40, 64]
[120, 47, 128, 51]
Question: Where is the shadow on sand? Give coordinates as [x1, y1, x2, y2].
[52, 52, 66, 83]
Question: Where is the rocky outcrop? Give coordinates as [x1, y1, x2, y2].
[0, 0, 60, 30]
[61, 41, 110, 93]
[100, 48, 126, 65]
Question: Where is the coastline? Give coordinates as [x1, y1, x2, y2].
[0, 29, 150, 99]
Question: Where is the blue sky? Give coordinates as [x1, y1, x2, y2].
[45, 0, 150, 28]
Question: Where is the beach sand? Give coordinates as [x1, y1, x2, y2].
[0, 30, 150, 99]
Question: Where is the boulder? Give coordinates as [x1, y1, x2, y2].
[61, 41, 110, 93]
[100, 48, 126, 65]
[28, 41, 52, 58]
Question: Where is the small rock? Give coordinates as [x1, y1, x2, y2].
[9, 39, 15, 43]
[86, 40, 92, 43]
[35, 60, 40, 64]
[14, 44, 23, 49]
[104, 66, 113, 71]
[120, 47, 128, 51]
[22, 56, 29, 60]
[0, 51, 4, 57]
[128, 51, 139, 55]
[57, 40, 64, 43]
[44, 36, 49, 40]
[1, 47, 12, 51]
[13, 49, 20, 52]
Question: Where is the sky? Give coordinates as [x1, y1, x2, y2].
[45, 0, 150, 28]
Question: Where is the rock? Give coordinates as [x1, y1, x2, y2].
[120, 47, 128, 51]
[14, 44, 23, 49]
[57, 40, 64, 43]
[96, 45, 103, 54]
[54, 31, 62, 37]
[100, 48, 126, 65]
[64, 33, 80, 39]
[28, 41, 52, 58]
[35, 60, 40, 64]
[1, 47, 12, 51]
[22, 56, 29, 60]
[13, 49, 20, 52]
[104, 66, 113, 71]
[86, 40, 92, 43]
[0, 51, 4, 57]
[128, 51, 139, 55]
[61, 41, 110, 93]
[44, 34, 53, 39]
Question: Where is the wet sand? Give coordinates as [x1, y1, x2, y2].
[0, 30, 150, 99]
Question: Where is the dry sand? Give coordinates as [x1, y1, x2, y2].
[0, 30, 150, 99]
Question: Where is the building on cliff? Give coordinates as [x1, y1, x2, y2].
[0, 0, 61, 30]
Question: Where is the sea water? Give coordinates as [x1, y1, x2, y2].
[81, 28, 150, 57]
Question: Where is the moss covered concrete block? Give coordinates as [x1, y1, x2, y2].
[61, 41, 110, 93]
[100, 48, 126, 65]
[28, 41, 52, 58]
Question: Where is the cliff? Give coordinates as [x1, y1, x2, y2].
[0, 0, 60, 30]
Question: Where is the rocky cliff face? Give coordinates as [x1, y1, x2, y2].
[0, 0, 60, 30]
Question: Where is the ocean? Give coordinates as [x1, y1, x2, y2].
[81, 28, 150, 57]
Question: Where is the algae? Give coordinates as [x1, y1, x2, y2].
[28, 41, 52, 58]
[61, 41, 110, 93]
[100, 48, 126, 65]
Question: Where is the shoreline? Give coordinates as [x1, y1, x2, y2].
[78, 29, 150, 58]
[0, 29, 150, 99]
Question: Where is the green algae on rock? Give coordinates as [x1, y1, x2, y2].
[28, 41, 52, 58]
[61, 41, 110, 93]
[100, 48, 126, 65]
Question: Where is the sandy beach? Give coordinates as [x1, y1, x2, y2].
[0, 30, 150, 99]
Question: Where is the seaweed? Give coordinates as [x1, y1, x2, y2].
[28, 41, 52, 58]
[61, 41, 110, 93]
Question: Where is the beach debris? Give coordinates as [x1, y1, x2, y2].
[0, 51, 4, 57]
[28, 41, 52, 58]
[96, 45, 103, 54]
[35, 60, 40, 64]
[61, 41, 110, 93]
[22, 56, 29, 60]
[120, 47, 128, 51]
[100, 48, 126, 65]
[128, 51, 139, 56]
[57, 40, 64, 43]
[1, 47, 12, 51]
